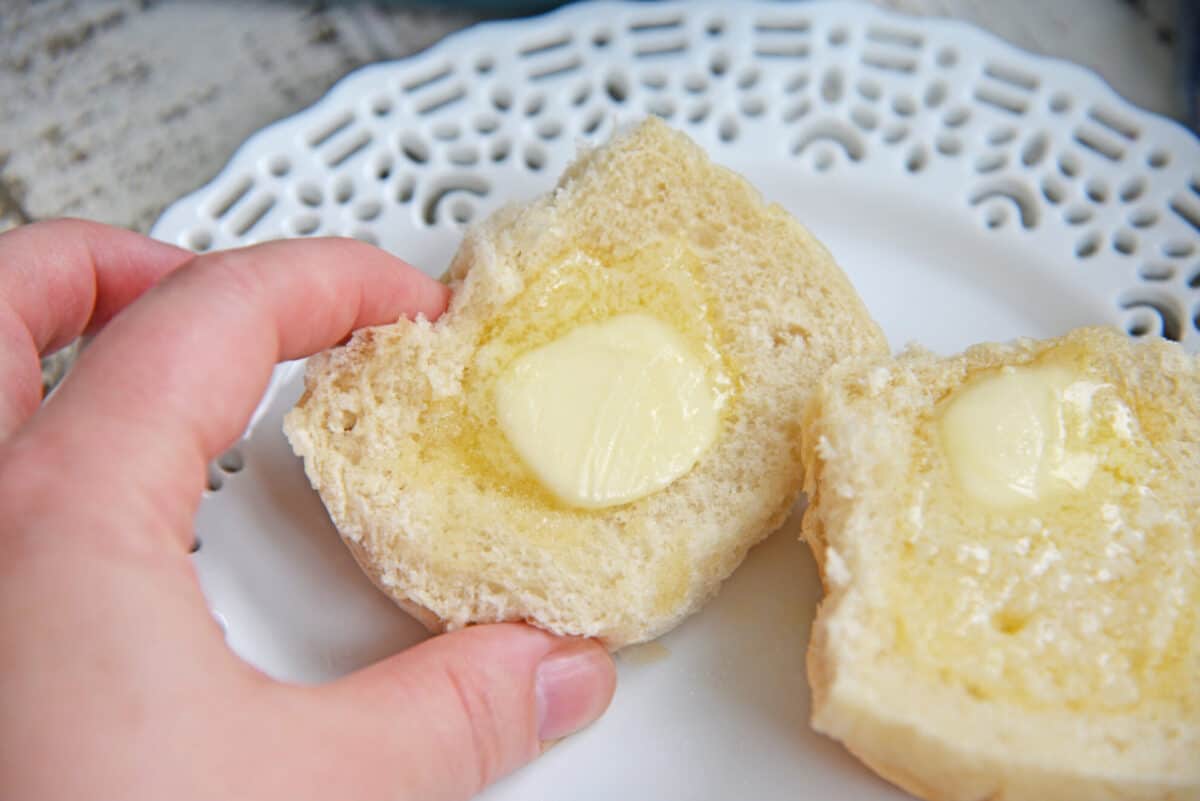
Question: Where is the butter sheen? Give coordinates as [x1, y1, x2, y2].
[495, 313, 720, 509]
[939, 365, 1101, 508]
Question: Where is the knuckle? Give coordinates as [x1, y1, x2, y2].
[0, 440, 67, 555]
[441, 661, 507, 793]
[191, 252, 265, 301]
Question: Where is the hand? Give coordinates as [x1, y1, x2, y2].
[0, 220, 616, 801]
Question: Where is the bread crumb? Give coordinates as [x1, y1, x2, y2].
[867, 365, 890, 394]
[816, 434, 836, 460]
[825, 546, 850, 587]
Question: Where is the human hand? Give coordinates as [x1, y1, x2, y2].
[0, 220, 616, 801]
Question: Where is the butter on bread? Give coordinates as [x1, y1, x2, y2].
[284, 117, 886, 647]
[800, 326, 1200, 801]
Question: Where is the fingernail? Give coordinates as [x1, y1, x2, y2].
[534, 639, 616, 742]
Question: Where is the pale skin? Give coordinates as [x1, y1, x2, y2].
[0, 220, 617, 801]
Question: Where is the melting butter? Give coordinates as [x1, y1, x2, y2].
[494, 313, 719, 509]
[938, 364, 1103, 508]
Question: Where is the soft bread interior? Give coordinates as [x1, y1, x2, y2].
[285, 118, 887, 647]
[801, 327, 1200, 800]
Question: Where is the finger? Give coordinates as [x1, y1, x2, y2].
[315, 624, 616, 801]
[0, 218, 192, 349]
[10, 237, 449, 543]
[0, 219, 193, 437]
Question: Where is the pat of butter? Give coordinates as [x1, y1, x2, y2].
[494, 313, 719, 509]
[939, 365, 1100, 508]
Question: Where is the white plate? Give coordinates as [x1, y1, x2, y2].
[153, 3, 1200, 799]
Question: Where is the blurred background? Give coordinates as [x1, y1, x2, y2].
[0, 0, 1192, 388]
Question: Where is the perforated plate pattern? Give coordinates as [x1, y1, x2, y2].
[153, 1, 1200, 350]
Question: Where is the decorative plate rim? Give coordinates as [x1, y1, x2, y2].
[151, 0, 1200, 353]
[152, 1, 1200, 213]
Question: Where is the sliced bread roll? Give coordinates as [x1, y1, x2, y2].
[800, 326, 1200, 801]
[284, 117, 886, 647]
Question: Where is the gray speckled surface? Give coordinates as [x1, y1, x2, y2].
[1, 1, 486, 233]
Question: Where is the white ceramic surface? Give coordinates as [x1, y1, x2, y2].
[153, 3, 1200, 799]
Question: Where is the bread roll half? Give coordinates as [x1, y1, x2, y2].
[285, 118, 886, 647]
[801, 326, 1199, 800]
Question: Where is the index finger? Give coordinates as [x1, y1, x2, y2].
[8, 237, 449, 547]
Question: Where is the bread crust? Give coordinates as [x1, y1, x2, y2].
[801, 327, 1200, 801]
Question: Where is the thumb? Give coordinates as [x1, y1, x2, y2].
[318, 623, 616, 801]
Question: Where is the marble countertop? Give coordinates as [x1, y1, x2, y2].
[0, 0, 1185, 238]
